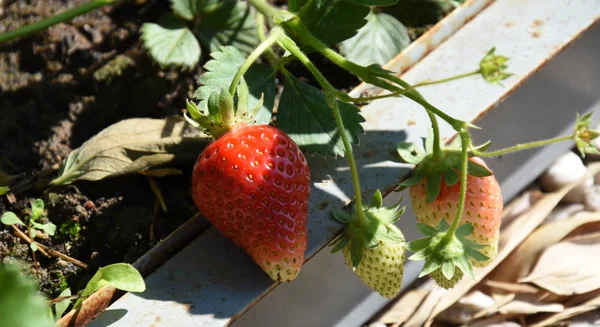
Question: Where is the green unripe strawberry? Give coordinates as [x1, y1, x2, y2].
[430, 267, 463, 289]
[331, 190, 407, 299]
[343, 240, 405, 299]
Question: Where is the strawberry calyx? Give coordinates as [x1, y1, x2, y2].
[185, 78, 264, 138]
[395, 130, 492, 203]
[574, 112, 600, 158]
[405, 220, 488, 289]
[330, 189, 406, 269]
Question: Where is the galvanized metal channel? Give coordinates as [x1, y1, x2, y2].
[90, 0, 600, 326]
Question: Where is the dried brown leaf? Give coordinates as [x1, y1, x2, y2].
[529, 295, 600, 327]
[376, 289, 429, 325]
[484, 280, 540, 295]
[423, 162, 600, 327]
[520, 232, 600, 296]
[471, 293, 515, 320]
[492, 211, 600, 284]
[498, 294, 563, 315]
[50, 117, 209, 186]
[405, 282, 447, 327]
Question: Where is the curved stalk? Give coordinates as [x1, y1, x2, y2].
[470, 135, 573, 157]
[446, 132, 470, 237]
[228, 27, 283, 96]
[0, 0, 116, 44]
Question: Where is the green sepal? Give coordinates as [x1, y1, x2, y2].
[396, 142, 425, 165]
[437, 219, 450, 232]
[443, 169, 460, 186]
[479, 47, 513, 85]
[405, 237, 431, 252]
[467, 160, 493, 177]
[399, 173, 423, 187]
[441, 261, 455, 280]
[350, 236, 365, 269]
[425, 172, 442, 203]
[207, 91, 222, 120]
[464, 246, 489, 261]
[416, 223, 437, 236]
[454, 253, 475, 279]
[236, 78, 249, 116]
[472, 140, 492, 153]
[332, 210, 353, 224]
[419, 257, 442, 277]
[331, 234, 350, 253]
[370, 189, 383, 208]
[363, 218, 381, 249]
[455, 223, 474, 237]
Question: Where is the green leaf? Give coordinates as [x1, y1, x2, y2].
[343, 0, 399, 5]
[277, 75, 365, 157]
[396, 142, 424, 164]
[170, 0, 202, 21]
[443, 169, 460, 186]
[288, 0, 306, 11]
[51, 117, 210, 186]
[455, 223, 474, 237]
[350, 237, 364, 268]
[425, 173, 441, 203]
[296, 0, 369, 48]
[194, 47, 276, 124]
[441, 261, 455, 280]
[416, 223, 437, 236]
[0, 264, 54, 327]
[53, 288, 72, 321]
[141, 14, 201, 69]
[0, 186, 9, 196]
[32, 222, 56, 236]
[467, 160, 493, 177]
[76, 263, 145, 308]
[29, 229, 36, 240]
[30, 199, 44, 220]
[332, 210, 352, 224]
[369, 189, 383, 208]
[331, 234, 350, 253]
[30, 243, 38, 252]
[340, 11, 410, 66]
[1, 212, 24, 226]
[405, 237, 431, 252]
[195, 0, 259, 55]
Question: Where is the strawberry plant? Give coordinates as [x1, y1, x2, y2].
[3, 0, 599, 302]
[178, 0, 600, 298]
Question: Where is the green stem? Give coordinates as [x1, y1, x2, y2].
[278, 35, 367, 224]
[0, 0, 116, 44]
[256, 13, 280, 66]
[228, 27, 283, 96]
[412, 70, 480, 88]
[446, 132, 470, 237]
[471, 135, 573, 157]
[248, 0, 279, 19]
[428, 111, 444, 160]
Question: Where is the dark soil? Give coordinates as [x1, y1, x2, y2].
[0, 0, 456, 314]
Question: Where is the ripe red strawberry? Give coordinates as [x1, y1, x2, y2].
[192, 124, 310, 281]
[409, 157, 502, 266]
[186, 84, 311, 281]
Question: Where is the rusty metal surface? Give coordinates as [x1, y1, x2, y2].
[56, 214, 210, 327]
[90, 0, 600, 326]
